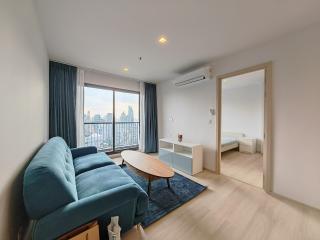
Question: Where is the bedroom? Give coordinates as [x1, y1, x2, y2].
[220, 69, 265, 188]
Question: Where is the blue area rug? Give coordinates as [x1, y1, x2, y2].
[121, 165, 207, 227]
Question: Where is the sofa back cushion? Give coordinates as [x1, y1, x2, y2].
[23, 137, 78, 219]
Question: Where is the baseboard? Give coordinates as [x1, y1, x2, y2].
[204, 167, 216, 173]
[270, 192, 320, 212]
[172, 168, 208, 187]
[109, 153, 121, 158]
[22, 220, 33, 240]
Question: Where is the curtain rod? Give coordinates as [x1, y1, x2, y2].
[49, 59, 148, 83]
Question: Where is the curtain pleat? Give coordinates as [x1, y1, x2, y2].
[144, 83, 158, 153]
[139, 81, 146, 152]
[49, 61, 77, 147]
[76, 68, 85, 147]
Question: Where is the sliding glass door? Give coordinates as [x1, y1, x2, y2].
[83, 87, 113, 151]
[84, 84, 139, 152]
[115, 91, 140, 150]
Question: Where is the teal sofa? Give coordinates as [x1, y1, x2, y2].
[23, 137, 148, 240]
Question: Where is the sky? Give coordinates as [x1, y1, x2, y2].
[84, 87, 139, 120]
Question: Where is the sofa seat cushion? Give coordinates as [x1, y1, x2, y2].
[76, 165, 137, 199]
[73, 152, 115, 175]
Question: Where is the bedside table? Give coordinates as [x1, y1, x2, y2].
[239, 138, 257, 153]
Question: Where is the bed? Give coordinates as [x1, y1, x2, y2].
[221, 132, 245, 152]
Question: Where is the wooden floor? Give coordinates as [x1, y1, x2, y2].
[221, 150, 263, 188]
[112, 156, 320, 240]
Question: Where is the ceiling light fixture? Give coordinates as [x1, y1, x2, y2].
[123, 67, 129, 72]
[158, 36, 168, 44]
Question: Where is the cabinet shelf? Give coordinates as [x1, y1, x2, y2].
[174, 151, 192, 158]
[159, 138, 203, 175]
[159, 147, 174, 152]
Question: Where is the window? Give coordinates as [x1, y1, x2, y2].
[84, 84, 140, 152]
[115, 91, 139, 149]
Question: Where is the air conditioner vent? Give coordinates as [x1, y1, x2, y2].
[173, 66, 213, 87]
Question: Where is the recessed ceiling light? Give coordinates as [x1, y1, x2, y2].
[158, 36, 168, 44]
[123, 67, 129, 72]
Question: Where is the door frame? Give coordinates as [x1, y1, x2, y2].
[215, 62, 272, 192]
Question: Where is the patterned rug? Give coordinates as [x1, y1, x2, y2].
[121, 165, 207, 227]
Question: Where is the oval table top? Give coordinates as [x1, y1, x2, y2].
[121, 150, 174, 178]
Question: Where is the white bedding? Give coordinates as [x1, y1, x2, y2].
[222, 136, 238, 145]
[221, 132, 245, 152]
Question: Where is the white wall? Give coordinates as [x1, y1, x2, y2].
[84, 69, 140, 92]
[157, 79, 216, 170]
[222, 82, 264, 152]
[0, 0, 49, 239]
[157, 22, 320, 209]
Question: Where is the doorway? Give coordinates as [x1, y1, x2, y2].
[216, 63, 272, 191]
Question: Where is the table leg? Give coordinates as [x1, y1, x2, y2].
[147, 178, 151, 196]
[167, 178, 171, 189]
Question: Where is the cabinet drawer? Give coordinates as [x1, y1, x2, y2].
[173, 154, 192, 175]
[159, 149, 173, 166]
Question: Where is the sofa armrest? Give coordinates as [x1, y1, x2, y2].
[71, 146, 98, 159]
[33, 183, 148, 240]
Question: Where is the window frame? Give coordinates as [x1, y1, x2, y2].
[84, 83, 140, 154]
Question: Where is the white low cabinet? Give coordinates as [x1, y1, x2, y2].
[159, 138, 203, 175]
[239, 138, 257, 153]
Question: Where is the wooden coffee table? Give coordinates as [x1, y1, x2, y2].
[121, 150, 174, 196]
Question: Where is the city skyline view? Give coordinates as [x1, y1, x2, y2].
[84, 86, 139, 122]
[83, 86, 140, 150]
[84, 105, 136, 123]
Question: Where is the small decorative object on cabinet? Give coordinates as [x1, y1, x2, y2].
[178, 133, 183, 142]
[159, 138, 203, 175]
[239, 138, 257, 154]
[58, 221, 99, 240]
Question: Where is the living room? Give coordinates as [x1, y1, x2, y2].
[1, 0, 320, 240]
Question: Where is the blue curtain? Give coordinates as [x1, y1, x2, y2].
[49, 61, 77, 148]
[144, 83, 158, 153]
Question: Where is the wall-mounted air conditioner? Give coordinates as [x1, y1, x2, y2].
[173, 66, 213, 87]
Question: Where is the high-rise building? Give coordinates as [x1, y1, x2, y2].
[93, 114, 102, 122]
[127, 106, 134, 122]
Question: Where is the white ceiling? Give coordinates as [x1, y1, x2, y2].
[35, 0, 320, 82]
[222, 69, 264, 90]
